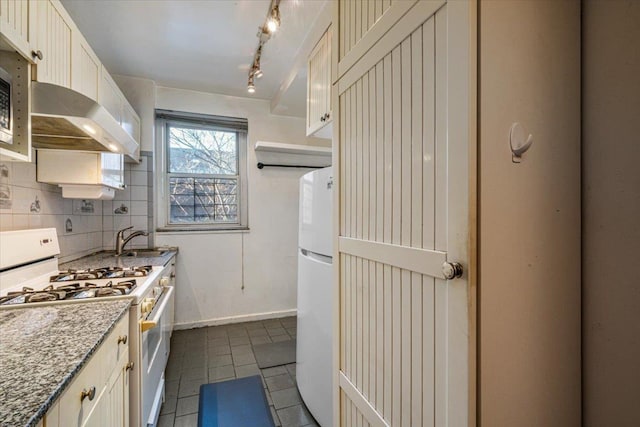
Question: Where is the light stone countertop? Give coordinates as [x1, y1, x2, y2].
[0, 299, 131, 427]
[59, 249, 177, 271]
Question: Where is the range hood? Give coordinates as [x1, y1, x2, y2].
[30, 82, 138, 157]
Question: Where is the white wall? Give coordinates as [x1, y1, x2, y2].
[479, 1, 581, 426]
[583, 1, 640, 425]
[154, 86, 330, 328]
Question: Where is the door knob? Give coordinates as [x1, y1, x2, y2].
[442, 262, 463, 280]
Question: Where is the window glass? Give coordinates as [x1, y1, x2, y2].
[168, 126, 238, 175]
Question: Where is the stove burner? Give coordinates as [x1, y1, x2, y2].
[26, 292, 64, 303]
[50, 266, 151, 282]
[1, 278, 138, 305]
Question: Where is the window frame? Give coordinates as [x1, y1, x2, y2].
[155, 111, 248, 231]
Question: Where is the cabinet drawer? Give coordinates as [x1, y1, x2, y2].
[102, 314, 129, 385]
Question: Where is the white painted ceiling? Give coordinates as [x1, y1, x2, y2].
[61, 0, 324, 114]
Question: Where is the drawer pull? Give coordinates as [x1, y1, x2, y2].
[126, 361, 135, 371]
[80, 386, 96, 402]
[117, 335, 128, 345]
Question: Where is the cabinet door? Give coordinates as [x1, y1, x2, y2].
[105, 362, 126, 427]
[71, 31, 100, 101]
[98, 65, 123, 125]
[58, 347, 104, 427]
[324, 26, 332, 123]
[31, 0, 71, 87]
[121, 101, 140, 142]
[307, 30, 328, 136]
[0, 0, 31, 58]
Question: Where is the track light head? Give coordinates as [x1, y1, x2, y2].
[266, 5, 280, 33]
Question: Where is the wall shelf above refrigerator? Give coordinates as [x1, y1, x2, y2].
[254, 141, 331, 169]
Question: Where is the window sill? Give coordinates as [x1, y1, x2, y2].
[155, 227, 250, 235]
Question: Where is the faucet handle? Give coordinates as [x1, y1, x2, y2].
[120, 226, 133, 233]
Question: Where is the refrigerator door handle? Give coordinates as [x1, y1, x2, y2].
[300, 248, 332, 265]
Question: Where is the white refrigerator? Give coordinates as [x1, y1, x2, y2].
[297, 166, 333, 427]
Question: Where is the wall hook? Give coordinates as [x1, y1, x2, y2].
[510, 122, 534, 163]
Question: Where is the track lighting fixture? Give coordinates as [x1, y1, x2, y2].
[266, 4, 280, 33]
[246, 0, 281, 94]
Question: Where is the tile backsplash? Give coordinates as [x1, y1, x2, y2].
[0, 151, 153, 263]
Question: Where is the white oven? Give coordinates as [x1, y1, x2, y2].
[134, 262, 175, 427]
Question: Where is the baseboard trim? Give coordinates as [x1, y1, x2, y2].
[173, 309, 297, 330]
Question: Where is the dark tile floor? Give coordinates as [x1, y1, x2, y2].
[158, 316, 319, 427]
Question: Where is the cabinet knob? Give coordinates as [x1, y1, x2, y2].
[325, 112, 330, 120]
[80, 386, 96, 402]
[320, 115, 325, 122]
[126, 361, 135, 371]
[31, 50, 43, 60]
[117, 335, 128, 345]
[442, 262, 463, 280]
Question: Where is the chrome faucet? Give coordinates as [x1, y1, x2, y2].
[115, 226, 149, 256]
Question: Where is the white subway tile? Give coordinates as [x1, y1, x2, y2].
[64, 198, 73, 215]
[11, 162, 38, 189]
[130, 171, 147, 186]
[0, 213, 12, 231]
[87, 215, 102, 232]
[130, 200, 148, 216]
[102, 215, 114, 232]
[113, 215, 132, 231]
[103, 231, 116, 250]
[130, 215, 148, 231]
[130, 185, 147, 201]
[28, 214, 43, 229]
[114, 186, 131, 201]
[88, 231, 102, 251]
[130, 158, 147, 172]
[12, 214, 29, 229]
[11, 186, 34, 214]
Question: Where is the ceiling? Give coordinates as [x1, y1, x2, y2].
[61, 0, 325, 115]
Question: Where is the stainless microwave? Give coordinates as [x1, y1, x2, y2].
[0, 66, 12, 145]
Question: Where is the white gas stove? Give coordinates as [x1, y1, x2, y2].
[0, 228, 175, 427]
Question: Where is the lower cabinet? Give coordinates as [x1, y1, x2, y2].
[46, 314, 132, 427]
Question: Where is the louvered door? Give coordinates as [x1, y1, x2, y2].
[332, 1, 476, 426]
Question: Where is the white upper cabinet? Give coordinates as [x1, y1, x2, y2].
[121, 101, 141, 142]
[307, 26, 332, 138]
[99, 65, 123, 125]
[0, 0, 141, 161]
[0, 0, 32, 59]
[30, 0, 72, 88]
[99, 65, 141, 161]
[71, 31, 100, 101]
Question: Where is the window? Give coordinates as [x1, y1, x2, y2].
[156, 111, 248, 230]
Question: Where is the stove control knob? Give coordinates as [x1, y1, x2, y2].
[141, 298, 154, 315]
[160, 277, 170, 287]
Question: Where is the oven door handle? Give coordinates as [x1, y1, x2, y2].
[140, 286, 174, 333]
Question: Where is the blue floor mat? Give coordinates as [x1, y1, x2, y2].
[198, 375, 275, 427]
